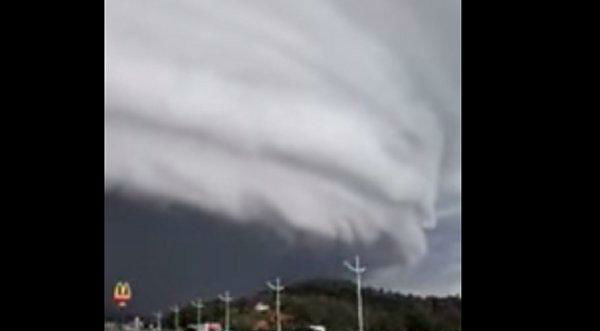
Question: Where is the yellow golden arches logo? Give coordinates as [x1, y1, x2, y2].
[113, 282, 132, 307]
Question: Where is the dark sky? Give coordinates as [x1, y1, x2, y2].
[105, 192, 401, 315]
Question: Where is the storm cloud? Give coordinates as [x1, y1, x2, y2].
[105, 0, 460, 312]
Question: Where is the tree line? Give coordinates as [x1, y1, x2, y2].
[163, 278, 461, 331]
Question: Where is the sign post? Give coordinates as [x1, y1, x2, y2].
[113, 282, 132, 330]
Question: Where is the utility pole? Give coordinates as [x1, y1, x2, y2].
[218, 291, 232, 331]
[344, 255, 367, 331]
[154, 311, 162, 331]
[266, 277, 285, 331]
[171, 305, 180, 331]
[191, 298, 204, 331]
[119, 305, 125, 331]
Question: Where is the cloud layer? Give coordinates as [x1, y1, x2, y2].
[106, 0, 460, 278]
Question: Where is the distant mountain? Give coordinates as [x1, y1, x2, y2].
[135, 278, 461, 331]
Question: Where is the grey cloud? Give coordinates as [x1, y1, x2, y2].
[105, 0, 461, 303]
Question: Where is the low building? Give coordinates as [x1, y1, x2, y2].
[254, 302, 270, 312]
[122, 316, 144, 330]
[203, 322, 223, 331]
[104, 321, 118, 331]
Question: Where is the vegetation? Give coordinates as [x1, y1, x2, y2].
[166, 279, 461, 331]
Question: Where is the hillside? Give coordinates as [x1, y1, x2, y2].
[166, 279, 461, 331]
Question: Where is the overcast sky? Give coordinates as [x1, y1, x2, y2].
[105, 0, 460, 314]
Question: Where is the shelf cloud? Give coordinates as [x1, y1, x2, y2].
[105, 0, 460, 302]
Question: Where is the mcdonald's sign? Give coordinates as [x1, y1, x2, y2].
[113, 281, 132, 308]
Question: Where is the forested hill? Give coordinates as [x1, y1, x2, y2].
[168, 279, 460, 331]
[111, 279, 461, 331]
